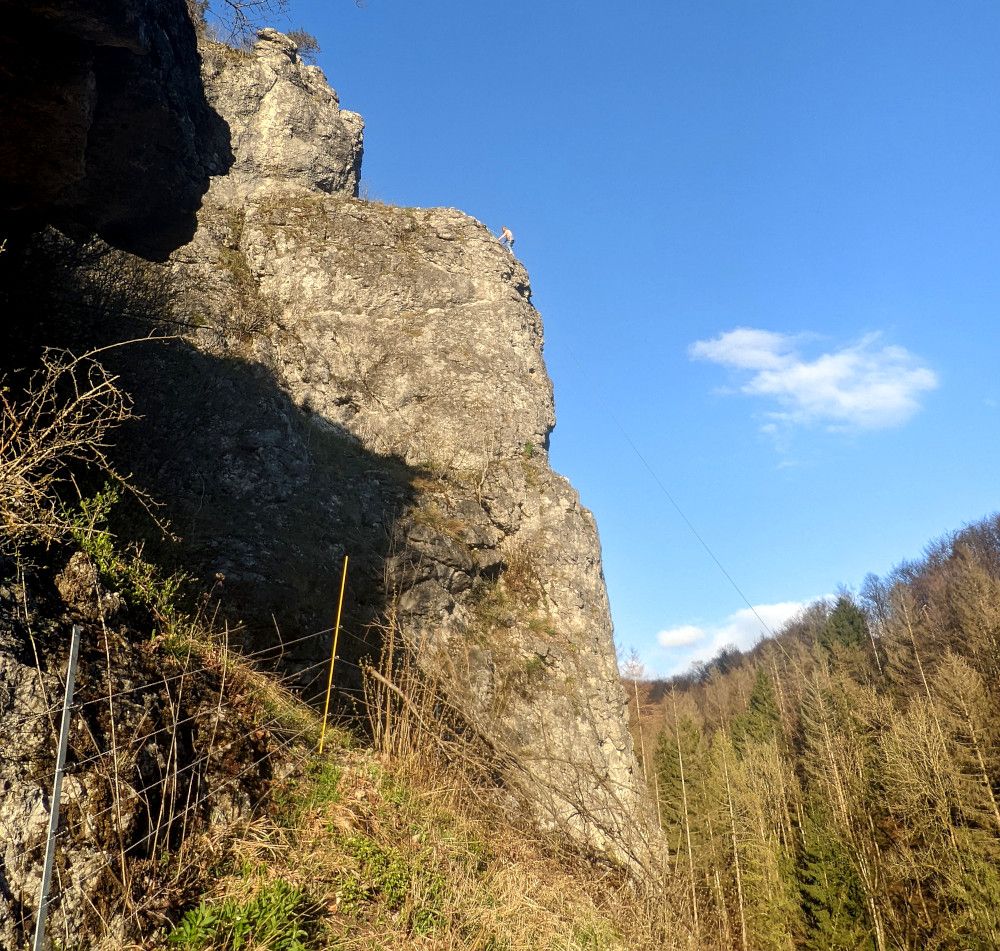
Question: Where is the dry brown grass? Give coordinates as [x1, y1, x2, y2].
[153, 618, 689, 950]
[192, 742, 684, 951]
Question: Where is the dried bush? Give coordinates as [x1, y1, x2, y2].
[0, 348, 136, 553]
[287, 28, 321, 64]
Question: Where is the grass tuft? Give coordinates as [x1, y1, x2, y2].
[168, 878, 323, 950]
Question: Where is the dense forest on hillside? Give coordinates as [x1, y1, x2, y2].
[631, 514, 1000, 950]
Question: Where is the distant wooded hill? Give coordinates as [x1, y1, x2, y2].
[629, 514, 1000, 949]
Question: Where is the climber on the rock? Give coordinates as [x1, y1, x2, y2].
[499, 225, 515, 251]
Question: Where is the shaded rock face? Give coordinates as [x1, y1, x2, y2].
[0, 0, 232, 258]
[120, 31, 653, 865]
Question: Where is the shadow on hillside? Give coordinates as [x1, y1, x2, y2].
[111, 337, 417, 705]
[0, 234, 416, 711]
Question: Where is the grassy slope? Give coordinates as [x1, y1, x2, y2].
[161, 716, 673, 951]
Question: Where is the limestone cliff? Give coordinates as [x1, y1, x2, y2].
[143, 29, 651, 863]
[0, 10, 652, 875]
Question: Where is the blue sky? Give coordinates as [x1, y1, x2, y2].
[269, 0, 1000, 676]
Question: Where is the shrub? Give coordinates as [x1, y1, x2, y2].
[0, 349, 135, 554]
[287, 28, 321, 64]
[69, 484, 188, 625]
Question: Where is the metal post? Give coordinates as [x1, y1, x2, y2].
[33, 623, 81, 951]
[319, 555, 349, 755]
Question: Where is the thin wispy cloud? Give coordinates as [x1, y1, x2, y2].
[689, 328, 938, 431]
[656, 599, 809, 655]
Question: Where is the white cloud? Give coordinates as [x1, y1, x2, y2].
[715, 601, 811, 647]
[645, 598, 824, 678]
[656, 624, 706, 647]
[689, 327, 797, 371]
[689, 328, 938, 431]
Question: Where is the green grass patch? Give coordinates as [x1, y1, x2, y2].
[167, 878, 323, 950]
[336, 832, 448, 936]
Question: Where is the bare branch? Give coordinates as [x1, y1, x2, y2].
[0, 348, 146, 553]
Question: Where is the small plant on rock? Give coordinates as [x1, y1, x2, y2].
[287, 28, 321, 64]
[69, 484, 188, 628]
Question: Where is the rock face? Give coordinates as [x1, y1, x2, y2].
[0, 9, 653, 872]
[201, 29, 363, 203]
[133, 31, 652, 865]
[0, 0, 231, 257]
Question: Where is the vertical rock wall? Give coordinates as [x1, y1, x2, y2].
[128, 30, 652, 865]
[0, 0, 232, 257]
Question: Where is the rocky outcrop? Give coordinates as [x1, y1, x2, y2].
[0, 9, 653, 873]
[200, 29, 363, 203]
[0, 556, 273, 949]
[0, 0, 231, 257]
[135, 31, 652, 865]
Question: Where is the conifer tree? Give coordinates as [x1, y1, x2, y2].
[948, 554, 1000, 684]
[941, 825, 1000, 949]
[879, 699, 961, 945]
[799, 669, 888, 950]
[819, 596, 868, 654]
[730, 738, 805, 949]
[654, 692, 709, 940]
[797, 805, 876, 950]
[654, 701, 707, 842]
[731, 668, 781, 754]
[934, 652, 1000, 833]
